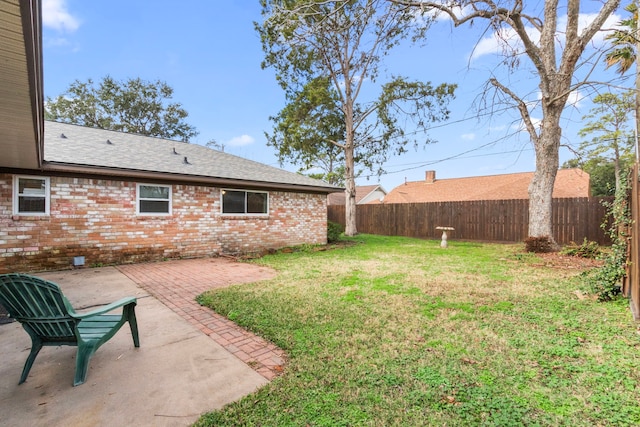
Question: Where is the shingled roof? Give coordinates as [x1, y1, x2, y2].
[42, 121, 340, 193]
[383, 169, 590, 203]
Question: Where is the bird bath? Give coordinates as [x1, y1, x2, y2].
[435, 226, 455, 248]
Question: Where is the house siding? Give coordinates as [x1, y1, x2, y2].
[360, 188, 386, 204]
[0, 174, 327, 273]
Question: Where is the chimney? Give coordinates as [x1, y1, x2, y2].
[425, 170, 436, 184]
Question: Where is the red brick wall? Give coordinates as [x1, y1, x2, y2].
[0, 174, 327, 272]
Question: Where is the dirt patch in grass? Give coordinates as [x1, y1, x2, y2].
[532, 252, 604, 270]
[233, 240, 361, 260]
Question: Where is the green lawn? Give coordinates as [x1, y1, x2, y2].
[194, 234, 640, 426]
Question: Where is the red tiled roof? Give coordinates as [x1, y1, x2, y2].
[383, 169, 590, 204]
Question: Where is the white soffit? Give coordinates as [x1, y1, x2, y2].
[0, 0, 43, 169]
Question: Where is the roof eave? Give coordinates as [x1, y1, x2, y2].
[21, 0, 45, 167]
[39, 162, 342, 194]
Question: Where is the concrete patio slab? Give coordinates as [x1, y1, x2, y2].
[0, 266, 269, 426]
[117, 258, 284, 380]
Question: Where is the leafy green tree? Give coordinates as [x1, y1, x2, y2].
[576, 91, 635, 194]
[266, 77, 347, 186]
[45, 76, 198, 142]
[563, 157, 616, 197]
[395, 0, 621, 246]
[563, 91, 635, 197]
[304, 160, 348, 187]
[307, 163, 361, 187]
[258, 0, 456, 236]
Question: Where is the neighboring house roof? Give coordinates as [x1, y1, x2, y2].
[383, 169, 590, 203]
[42, 121, 340, 193]
[326, 192, 345, 205]
[328, 184, 387, 205]
[0, 0, 44, 170]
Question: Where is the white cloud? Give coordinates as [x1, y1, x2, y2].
[512, 116, 541, 133]
[470, 12, 622, 61]
[470, 26, 539, 60]
[461, 133, 476, 141]
[42, 0, 80, 32]
[566, 89, 586, 108]
[530, 117, 541, 130]
[430, 3, 476, 23]
[535, 89, 585, 108]
[568, 13, 622, 45]
[226, 134, 255, 147]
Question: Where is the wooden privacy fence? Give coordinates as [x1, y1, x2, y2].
[328, 197, 612, 245]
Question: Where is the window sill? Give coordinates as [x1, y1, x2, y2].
[220, 214, 269, 220]
[12, 214, 50, 221]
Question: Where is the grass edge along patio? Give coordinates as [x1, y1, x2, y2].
[194, 234, 640, 427]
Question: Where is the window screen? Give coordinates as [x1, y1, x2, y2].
[222, 190, 268, 214]
[15, 176, 49, 215]
[138, 184, 171, 214]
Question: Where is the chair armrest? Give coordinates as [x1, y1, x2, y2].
[67, 297, 137, 320]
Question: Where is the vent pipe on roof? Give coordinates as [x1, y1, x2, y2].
[183, 156, 190, 165]
[106, 139, 113, 145]
[173, 147, 179, 155]
[60, 133, 67, 139]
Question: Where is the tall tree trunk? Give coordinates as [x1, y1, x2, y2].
[344, 145, 357, 236]
[528, 107, 561, 242]
[344, 102, 358, 236]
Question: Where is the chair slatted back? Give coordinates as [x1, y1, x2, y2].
[0, 274, 76, 340]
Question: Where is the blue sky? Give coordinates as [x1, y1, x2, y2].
[42, 0, 627, 192]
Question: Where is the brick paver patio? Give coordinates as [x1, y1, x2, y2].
[117, 258, 285, 380]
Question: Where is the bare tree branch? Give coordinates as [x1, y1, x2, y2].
[489, 78, 539, 144]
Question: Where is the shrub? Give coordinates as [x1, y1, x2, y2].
[524, 236, 554, 253]
[585, 259, 625, 301]
[561, 238, 601, 259]
[584, 169, 631, 301]
[327, 221, 344, 243]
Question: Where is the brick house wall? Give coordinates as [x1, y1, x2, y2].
[0, 174, 327, 273]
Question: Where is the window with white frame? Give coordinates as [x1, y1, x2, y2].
[137, 184, 171, 215]
[13, 176, 50, 215]
[221, 189, 268, 214]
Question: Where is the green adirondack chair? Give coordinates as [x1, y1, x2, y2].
[0, 273, 139, 386]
